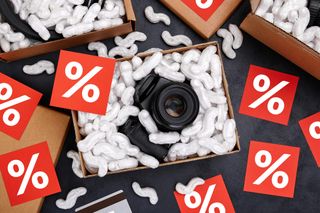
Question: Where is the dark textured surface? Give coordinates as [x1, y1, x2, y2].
[0, 0, 319, 212]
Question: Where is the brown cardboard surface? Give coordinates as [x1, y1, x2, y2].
[72, 41, 241, 178]
[0, 106, 70, 212]
[241, 0, 320, 80]
[160, 0, 242, 39]
[0, 0, 136, 62]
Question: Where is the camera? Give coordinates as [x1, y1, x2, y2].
[120, 73, 200, 160]
[134, 74, 200, 131]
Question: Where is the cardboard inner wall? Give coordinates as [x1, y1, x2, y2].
[0, 0, 136, 62]
[160, 0, 243, 39]
[241, 0, 320, 80]
[0, 106, 70, 213]
[72, 41, 241, 178]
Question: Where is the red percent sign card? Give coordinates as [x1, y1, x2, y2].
[0, 142, 60, 206]
[174, 175, 235, 213]
[0, 73, 42, 139]
[244, 141, 300, 198]
[239, 65, 299, 125]
[50, 50, 116, 115]
[181, 0, 224, 21]
[299, 112, 320, 167]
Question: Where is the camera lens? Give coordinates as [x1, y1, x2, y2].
[152, 82, 199, 131]
[134, 74, 200, 132]
[164, 96, 186, 118]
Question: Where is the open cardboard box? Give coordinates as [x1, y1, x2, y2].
[0, 106, 70, 213]
[71, 41, 241, 178]
[240, 0, 320, 80]
[160, 0, 243, 39]
[0, 0, 136, 62]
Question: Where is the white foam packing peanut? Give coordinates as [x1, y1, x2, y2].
[92, 142, 126, 160]
[63, 23, 93, 38]
[228, 24, 243, 50]
[115, 32, 147, 48]
[197, 107, 219, 138]
[181, 115, 203, 138]
[77, 131, 106, 152]
[138, 110, 158, 134]
[217, 28, 236, 59]
[113, 105, 140, 126]
[132, 52, 163, 80]
[190, 46, 216, 73]
[120, 61, 136, 87]
[109, 157, 139, 171]
[82, 151, 108, 177]
[27, 15, 50, 41]
[136, 152, 160, 169]
[56, 187, 87, 210]
[83, 3, 101, 23]
[167, 141, 200, 162]
[162, 31, 193, 47]
[108, 44, 138, 58]
[88, 42, 108, 57]
[67, 5, 88, 25]
[23, 60, 55, 75]
[67, 150, 84, 178]
[223, 119, 237, 151]
[154, 58, 185, 82]
[144, 6, 171, 26]
[121, 86, 135, 105]
[109, 132, 140, 156]
[132, 182, 158, 205]
[176, 177, 205, 194]
[149, 132, 180, 145]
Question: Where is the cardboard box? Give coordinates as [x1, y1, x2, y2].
[240, 0, 320, 80]
[0, 106, 70, 213]
[71, 41, 241, 178]
[0, 0, 136, 62]
[160, 0, 243, 39]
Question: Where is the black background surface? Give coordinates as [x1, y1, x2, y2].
[0, 0, 319, 212]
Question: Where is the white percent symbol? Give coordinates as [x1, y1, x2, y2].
[7, 153, 49, 196]
[249, 74, 289, 115]
[309, 121, 320, 139]
[196, 0, 214, 9]
[62, 61, 103, 103]
[0, 83, 30, 127]
[184, 184, 225, 213]
[253, 150, 291, 189]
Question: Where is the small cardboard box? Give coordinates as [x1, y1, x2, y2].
[0, 0, 136, 62]
[160, 0, 243, 39]
[240, 0, 320, 80]
[0, 106, 70, 213]
[71, 41, 241, 178]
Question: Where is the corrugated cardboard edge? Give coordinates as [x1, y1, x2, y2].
[0, 0, 136, 62]
[37, 107, 71, 213]
[241, 0, 320, 80]
[71, 41, 241, 178]
[160, 0, 243, 39]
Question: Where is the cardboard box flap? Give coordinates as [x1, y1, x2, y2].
[250, 0, 260, 13]
[124, 0, 136, 22]
[241, 13, 320, 79]
[0, 106, 70, 213]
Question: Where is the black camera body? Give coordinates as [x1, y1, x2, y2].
[134, 74, 200, 131]
[120, 74, 200, 160]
